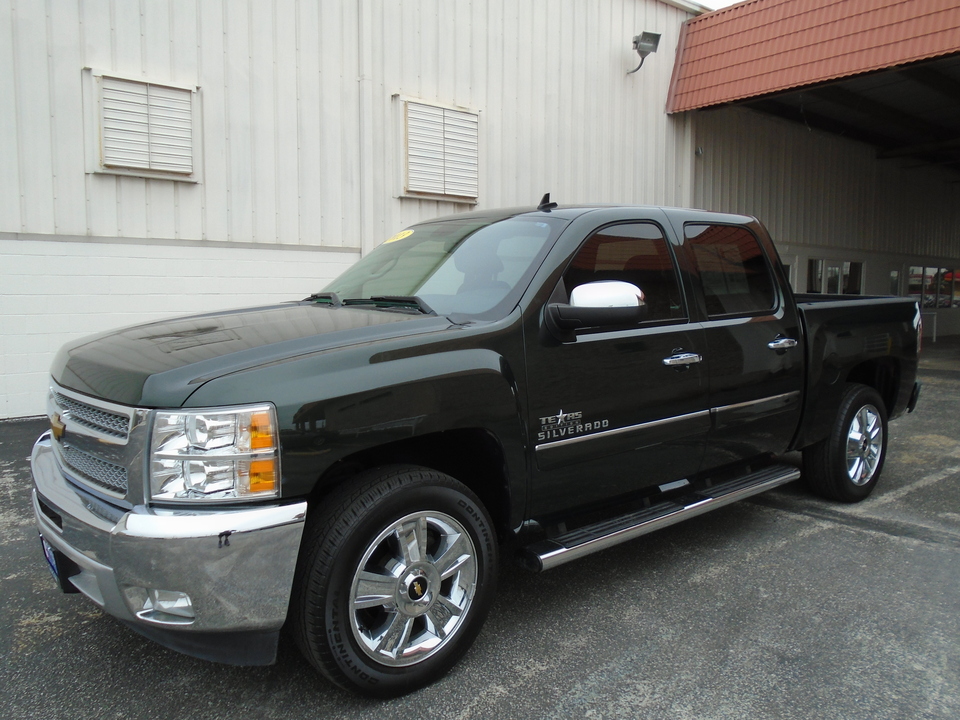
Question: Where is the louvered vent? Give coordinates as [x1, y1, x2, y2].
[101, 77, 193, 175]
[406, 102, 478, 199]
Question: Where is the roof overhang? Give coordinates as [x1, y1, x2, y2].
[667, 0, 960, 177]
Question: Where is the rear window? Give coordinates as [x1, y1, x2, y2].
[685, 224, 776, 317]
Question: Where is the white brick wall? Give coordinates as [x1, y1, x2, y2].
[0, 235, 360, 419]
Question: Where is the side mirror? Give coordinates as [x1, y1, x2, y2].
[544, 281, 647, 342]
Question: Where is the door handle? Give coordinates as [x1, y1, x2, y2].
[662, 352, 703, 367]
[768, 337, 798, 350]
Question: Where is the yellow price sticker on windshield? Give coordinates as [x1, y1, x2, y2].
[384, 229, 414, 244]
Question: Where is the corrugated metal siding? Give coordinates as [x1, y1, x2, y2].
[668, 0, 960, 113]
[3, 0, 696, 252]
[693, 106, 960, 262]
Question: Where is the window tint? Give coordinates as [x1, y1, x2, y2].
[563, 223, 685, 322]
[685, 224, 776, 316]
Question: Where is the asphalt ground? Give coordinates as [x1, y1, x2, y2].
[2, 341, 959, 720]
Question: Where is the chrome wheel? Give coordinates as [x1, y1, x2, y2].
[349, 511, 478, 667]
[845, 403, 883, 486]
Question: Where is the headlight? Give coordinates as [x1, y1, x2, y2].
[150, 404, 280, 502]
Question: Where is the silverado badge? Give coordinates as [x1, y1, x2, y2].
[537, 409, 609, 442]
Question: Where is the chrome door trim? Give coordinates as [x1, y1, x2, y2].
[534, 409, 712, 453]
[534, 391, 801, 455]
[711, 390, 801, 415]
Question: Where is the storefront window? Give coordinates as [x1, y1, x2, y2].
[908, 266, 924, 303]
[908, 266, 958, 309]
[934, 268, 955, 308]
[807, 258, 862, 295]
[842, 262, 863, 295]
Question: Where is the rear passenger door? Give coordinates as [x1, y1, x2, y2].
[683, 222, 804, 469]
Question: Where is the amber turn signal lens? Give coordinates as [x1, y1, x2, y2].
[249, 411, 275, 450]
[248, 459, 277, 494]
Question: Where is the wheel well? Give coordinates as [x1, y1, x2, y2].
[310, 429, 513, 541]
[846, 358, 899, 414]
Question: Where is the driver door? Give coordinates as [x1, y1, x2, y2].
[524, 220, 710, 519]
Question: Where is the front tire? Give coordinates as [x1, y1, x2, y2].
[292, 465, 498, 697]
[803, 383, 888, 502]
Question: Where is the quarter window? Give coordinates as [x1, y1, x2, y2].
[563, 223, 685, 322]
[685, 224, 776, 316]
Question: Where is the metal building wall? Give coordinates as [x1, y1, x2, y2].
[1, 0, 697, 418]
[3, 0, 695, 249]
[693, 106, 960, 284]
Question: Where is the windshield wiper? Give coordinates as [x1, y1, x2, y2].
[303, 291, 341, 306]
[342, 295, 436, 315]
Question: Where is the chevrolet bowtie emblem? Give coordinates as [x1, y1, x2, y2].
[51, 413, 65, 441]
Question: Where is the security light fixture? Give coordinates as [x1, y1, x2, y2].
[628, 32, 661, 74]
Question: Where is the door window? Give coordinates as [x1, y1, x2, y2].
[685, 224, 776, 316]
[563, 223, 685, 323]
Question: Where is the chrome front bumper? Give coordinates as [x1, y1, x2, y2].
[31, 431, 307, 665]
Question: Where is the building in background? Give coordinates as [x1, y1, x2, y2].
[2, 0, 959, 419]
[668, 0, 960, 336]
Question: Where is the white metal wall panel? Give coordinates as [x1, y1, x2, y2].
[693, 106, 960, 264]
[3, 0, 695, 249]
[11, 0, 55, 235]
[0, 2, 22, 231]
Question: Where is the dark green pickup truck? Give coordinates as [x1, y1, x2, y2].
[32, 201, 921, 696]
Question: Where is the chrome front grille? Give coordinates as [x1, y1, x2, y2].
[53, 391, 130, 439]
[48, 381, 147, 503]
[60, 444, 129, 494]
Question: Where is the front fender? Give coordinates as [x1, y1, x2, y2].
[181, 340, 527, 506]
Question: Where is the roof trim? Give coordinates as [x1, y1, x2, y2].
[657, 0, 711, 14]
[667, 0, 960, 114]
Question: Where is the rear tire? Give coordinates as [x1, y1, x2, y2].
[292, 465, 498, 697]
[803, 383, 888, 502]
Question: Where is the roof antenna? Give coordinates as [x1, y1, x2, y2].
[538, 193, 558, 212]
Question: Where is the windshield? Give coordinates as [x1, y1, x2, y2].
[322, 215, 567, 318]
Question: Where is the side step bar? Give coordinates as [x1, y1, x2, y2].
[519, 463, 801, 572]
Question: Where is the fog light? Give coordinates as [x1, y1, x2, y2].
[125, 586, 195, 623]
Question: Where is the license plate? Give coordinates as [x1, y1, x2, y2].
[40, 534, 60, 582]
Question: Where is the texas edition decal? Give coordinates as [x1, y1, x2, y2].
[537, 409, 609, 442]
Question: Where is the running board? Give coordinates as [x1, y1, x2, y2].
[519, 464, 801, 572]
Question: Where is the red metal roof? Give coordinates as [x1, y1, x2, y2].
[667, 0, 960, 113]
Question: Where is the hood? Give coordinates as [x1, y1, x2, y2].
[51, 302, 453, 407]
